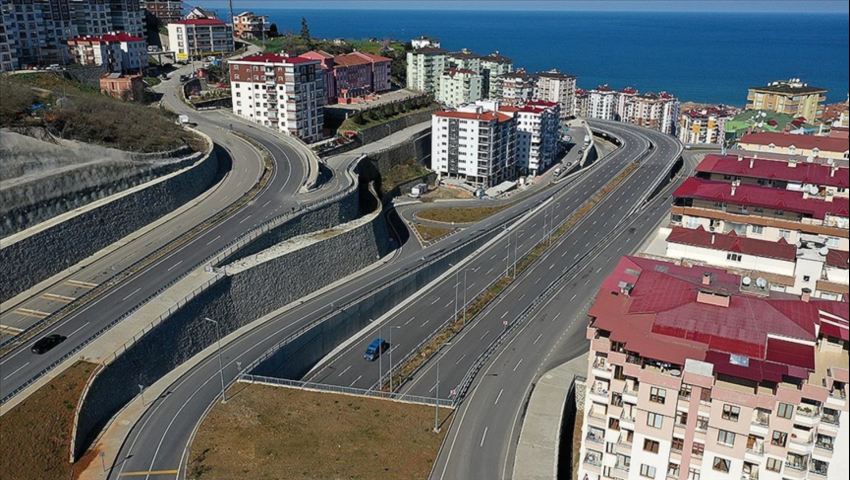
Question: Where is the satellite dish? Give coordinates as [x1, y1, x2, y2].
[742, 276, 752, 286]
[756, 277, 768, 289]
[819, 247, 829, 257]
[806, 155, 814, 163]
[827, 158, 834, 166]
[809, 185, 819, 195]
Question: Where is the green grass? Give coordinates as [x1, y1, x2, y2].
[143, 76, 162, 86]
[413, 224, 454, 242]
[381, 159, 431, 193]
[416, 203, 512, 225]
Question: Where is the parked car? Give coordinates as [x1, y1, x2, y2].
[31, 334, 66, 354]
[363, 338, 389, 361]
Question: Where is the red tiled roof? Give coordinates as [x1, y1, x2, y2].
[171, 18, 227, 25]
[526, 100, 559, 108]
[234, 53, 316, 65]
[673, 177, 850, 220]
[827, 249, 850, 270]
[434, 110, 513, 123]
[443, 68, 477, 77]
[589, 257, 849, 381]
[695, 154, 849, 189]
[666, 226, 797, 262]
[351, 51, 391, 63]
[68, 32, 145, 43]
[740, 132, 849, 154]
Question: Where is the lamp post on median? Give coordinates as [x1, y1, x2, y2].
[514, 230, 524, 278]
[205, 317, 227, 404]
[389, 325, 401, 392]
[434, 342, 451, 432]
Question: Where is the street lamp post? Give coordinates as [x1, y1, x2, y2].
[463, 269, 469, 323]
[434, 342, 451, 432]
[513, 230, 524, 278]
[389, 326, 401, 392]
[205, 317, 227, 404]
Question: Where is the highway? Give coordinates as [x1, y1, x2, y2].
[104, 121, 664, 479]
[0, 63, 317, 405]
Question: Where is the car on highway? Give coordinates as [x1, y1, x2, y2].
[31, 334, 66, 354]
[363, 338, 389, 361]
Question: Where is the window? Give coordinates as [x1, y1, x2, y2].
[649, 387, 666, 404]
[672, 437, 685, 452]
[679, 384, 692, 400]
[647, 412, 663, 429]
[699, 387, 711, 403]
[778, 403, 794, 419]
[668, 462, 680, 478]
[712, 456, 731, 473]
[640, 464, 657, 478]
[691, 442, 704, 458]
[687, 467, 701, 480]
[726, 253, 742, 262]
[775, 209, 785, 216]
[826, 237, 841, 247]
[644, 439, 660, 453]
[765, 457, 782, 472]
[771, 430, 787, 447]
[717, 429, 736, 446]
[751, 225, 764, 235]
[675, 410, 688, 426]
[615, 453, 631, 471]
[722, 404, 740, 421]
[803, 275, 811, 282]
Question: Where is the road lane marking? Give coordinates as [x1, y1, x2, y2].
[13, 308, 50, 319]
[238, 214, 252, 224]
[494, 389, 504, 405]
[420, 320, 430, 328]
[167, 260, 183, 272]
[121, 288, 141, 302]
[66, 322, 90, 338]
[65, 280, 97, 289]
[479, 330, 490, 341]
[2, 361, 29, 381]
[486, 268, 494, 275]
[206, 235, 221, 246]
[430, 297, 440, 305]
[570, 293, 577, 302]
[501, 311, 508, 319]
[533, 333, 543, 345]
[40, 293, 75, 303]
[518, 293, 525, 302]
[480, 427, 488, 447]
[349, 375, 362, 387]
[261, 200, 270, 208]
[535, 277, 542, 284]
[445, 301, 453, 308]
[455, 354, 466, 365]
[118, 470, 180, 477]
[404, 317, 415, 326]
[553, 311, 562, 322]
[513, 359, 523, 372]
[338, 365, 352, 377]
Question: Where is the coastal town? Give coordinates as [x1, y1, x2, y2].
[0, 2, 847, 480]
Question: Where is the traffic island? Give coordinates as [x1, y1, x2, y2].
[188, 383, 449, 480]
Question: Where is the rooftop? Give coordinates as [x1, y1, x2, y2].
[740, 131, 849, 154]
[413, 46, 448, 54]
[673, 177, 850, 220]
[696, 154, 849, 189]
[482, 51, 513, 64]
[434, 109, 513, 123]
[233, 53, 317, 65]
[171, 18, 227, 26]
[536, 69, 576, 80]
[749, 80, 828, 96]
[666, 226, 798, 262]
[68, 32, 145, 43]
[590, 257, 849, 382]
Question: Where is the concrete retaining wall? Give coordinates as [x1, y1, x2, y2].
[71, 187, 391, 459]
[357, 110, 436, 145]
[0, 139, 220, 303]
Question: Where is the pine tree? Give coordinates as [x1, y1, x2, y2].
[300, 17, 311, 41]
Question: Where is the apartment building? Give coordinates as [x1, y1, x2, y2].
[615, 87, 639, 121]
[680, 108, 736, 145]
[406, 46, 447, 93]
[2, 0, 77, 66]
[431, 103, 516, 188]
[534, 69, 577, 121]
[232, 11, 267, 41]
[480, 51, 513, 100]
[167, 18, 233, 61]
[447, 49, 482, 75]
[587, 85, 618, 121]
[300, 50, 335, 105]
[493, 70, 537, 107]
[185, 6, 217, 20]
[499, 100, 561, 177]
[67, 32, 147, 72]
[579, 255, 849, 480]
[748, 79, 828, 124]
[574, 89, 590, 118]
[0, 2, 19, 71]
[106, 0, 143, 37]
[302, 50, 391, 104]
[620, 91, 680, 136]
[738, 132, 849, 162]
[668, 154, 849, 299]
[410, 35, 440, 49]
[71, 0, 111, 36]
[437, 68, 483, 108]
[99, 71, 144, 100]
[229, 53, 324, 143]
[141, 0, 182, 25]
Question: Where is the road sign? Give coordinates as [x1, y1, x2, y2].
[450, 389, 456, 397]
[503, 320, 508, 327]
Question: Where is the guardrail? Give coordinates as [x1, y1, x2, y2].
[239, 374, 453, 408]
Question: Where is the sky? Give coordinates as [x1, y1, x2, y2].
[201, 0, 849, 13]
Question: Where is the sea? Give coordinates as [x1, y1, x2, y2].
[222, 9, 849, 106]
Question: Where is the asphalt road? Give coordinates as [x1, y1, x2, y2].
[106, 121, 658, 480]
[428, 124, 688, 480]
[0, 64, 316, 404]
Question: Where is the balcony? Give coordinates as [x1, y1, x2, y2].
[585, 431, 605, 445]
[583, 452, 603, 467]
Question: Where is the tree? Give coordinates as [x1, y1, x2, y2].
[300, 17, 311, 41]
[268, 23, 279, 38]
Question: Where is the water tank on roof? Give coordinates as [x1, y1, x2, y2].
[756, 277, 768, 289]
[742, 276, 752, 286]
[819, 247, 829, 257]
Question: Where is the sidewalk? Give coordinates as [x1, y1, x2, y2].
[513, 354, 588, 480]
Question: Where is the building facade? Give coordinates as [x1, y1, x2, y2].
[106, 0, 143, 37]
[578, 255, 849, 480]
[0, 2, 19, 71]
[480, 51, 513, 100]
[229, 53, 324, 143]
[302, 50, 391, 104]
[99, 72, 145, 101]
[406, 46, 447, 93]
[437, 68, 482, 108]
[738, 132, 849, 162]
[431, 104, 516, 188]
[167, 18, 233, 61]
[680, 108, 736, 145]
[534, 69, 577, 121]
[232, 11, 267, 41]
[587, 85, 618, 121]
[410, 35, 439, 49]
[620, 91, 679, 136]
[748, 79, 828, 124]
[494, 70, 537, 107]
[141, 0, 182, 25]
[500, 100, 561, 177]
[71, 0, 111, 36]
[67, 32, 147, 72]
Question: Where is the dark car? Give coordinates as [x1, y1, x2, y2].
[31, 334, 66, 354]
[363, 338, 389, 361]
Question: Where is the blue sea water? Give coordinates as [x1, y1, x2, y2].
[232, 9, 849, 106]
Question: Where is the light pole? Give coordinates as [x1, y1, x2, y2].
[389, 326, 401, 392]
[463, 268, 469, 323]
[434, 342, 451, 432]
[505, 241, 511, 278]
[138, 384, 145, 405]
[205, 317, 227, 403]
[514, 230, 524, 278]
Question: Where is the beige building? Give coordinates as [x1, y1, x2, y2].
[534, 69, 577, 121]
[578, 255, 849, 480]
[737, 132, 849, 162]
[747, 79, 828, 124]
[167, 18, 233, 61]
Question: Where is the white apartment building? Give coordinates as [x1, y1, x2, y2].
[579, 255, 849, 480]
[679, 108, 735, 146]
[406, 46, 447, 93]
[587, 85, 618, 121]
[494, 70, 536, 107]
[167, 18, 233, 61]
[410, 36, 440, 49]
[535, 69, 577, 121]
[431, 104, 516, 188]
[230, 53, 325, 143]
[67, 32, 147, 72]
[480, 51, 513, 100]
[620, 91, 680, 136]
[615, 87, 639, 121]
[437, 68, 482, 108]
[500, 100, 561, 176]
[447, 49, 482, 75]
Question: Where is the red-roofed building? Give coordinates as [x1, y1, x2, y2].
[229, 53, 324, 143]
[499, 101, 560, 176]
[67, 32, 148, 73]
[578, 256, 849, 480]
[679, 107, 737, 146]
[431, 103, 517, 187]
[167, 18, 234, 61]
[695, 154, 849, 191]
[303, 51, 391, 104]
[738, 131, 849, 161]
[533, 69, 577, 121]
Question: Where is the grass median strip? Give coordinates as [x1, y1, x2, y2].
[416, 203, 512, 225]
[0, 361, 96, 480]
[412, 224, 455, 243]
[386, 162, 640, 392]
[188, 383, 449, 480]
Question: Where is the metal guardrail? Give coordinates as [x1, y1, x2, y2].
[239, 374, 453, 408]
